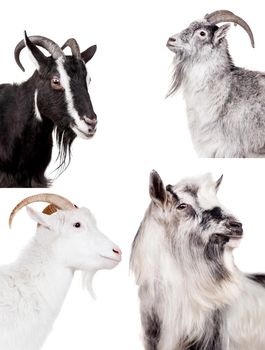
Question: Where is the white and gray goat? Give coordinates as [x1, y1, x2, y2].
[166, 10, 265, 158]
[0, 194, 121, 350]
[131, 170, 265, 350]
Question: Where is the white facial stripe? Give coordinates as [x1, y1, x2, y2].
[56, 57, 81, 125]
[34, 90, 42, 121]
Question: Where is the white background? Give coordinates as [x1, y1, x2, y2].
[0, 0, 265, 349]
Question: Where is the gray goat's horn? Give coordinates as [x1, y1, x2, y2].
[61, 38, 81, 59]
[14, 34, 65, 71]
[9, 193, 76, 228]
[205, 10, 255, 48]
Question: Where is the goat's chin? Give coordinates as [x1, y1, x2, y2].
[226, 238, 242, 249]
[72, 126, 96, 139]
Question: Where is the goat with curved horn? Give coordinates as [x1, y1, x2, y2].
[166, 10, 265, 157]
[1, 194, 121, 349]
[205, 10, 255, 48]
[0, 31, 98, 187]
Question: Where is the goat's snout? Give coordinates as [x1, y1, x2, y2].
[227, 220, 243, 236]
[112, 247, 121, 255]
[167, 37, 177, 48]
[84, 115, 97, 134]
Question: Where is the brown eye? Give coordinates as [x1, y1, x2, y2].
[74, 222, 81, 228]
[199, 31, 206, 37]
[177, 203, 188, 210]
[51, 77, 64, 91]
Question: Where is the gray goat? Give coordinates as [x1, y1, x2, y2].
[131, 170, 265, 350]
[167, 10, 265, 158]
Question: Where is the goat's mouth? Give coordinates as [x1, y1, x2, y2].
[72, 125, 96, 139]
[213, 232, 243, 244]
[100, 255, 121, 263]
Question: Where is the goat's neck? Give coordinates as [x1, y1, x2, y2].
[183, 50, 232, 96]
[11, 234, 73, 325]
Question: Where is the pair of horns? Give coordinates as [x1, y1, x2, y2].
[9, 194, 76, 228]
[15, 32, 82, 71]
[205, 10, 255, 48]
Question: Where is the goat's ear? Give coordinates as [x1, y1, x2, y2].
[26, 206, 57, 229]
[149, 170, 167, 208]
[213, 24, 231, 46]
[24, 31, 48, 71]
[81, 45, 97, 63]
[215, 175, 223, 192]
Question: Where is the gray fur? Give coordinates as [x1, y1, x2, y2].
[167, 15, 265, 157]
[131, 171, 265, 350]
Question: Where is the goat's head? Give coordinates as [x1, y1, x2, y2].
[9, 194, 121, 293]
[131, 171, 242, 284]
[14, 32, 97, 167]
[166, 10, 255, 95]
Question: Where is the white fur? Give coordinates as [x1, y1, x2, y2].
[0, 206, 121, 350]
[56, 57, 91, 139]
[34, 90, 42, 121]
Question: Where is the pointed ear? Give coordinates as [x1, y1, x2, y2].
[215, 175, 223, 192]
[26, 206, 57, 229]
[24, 31, 49, 71]
[213, 24, 231, 46]
[149, 170, 167, 208]
[81, 45, 97, 63]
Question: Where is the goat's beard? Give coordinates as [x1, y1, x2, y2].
[82, 271, 96, 299]
[53, 125, 76, 178]
[167, 50, 187, 97]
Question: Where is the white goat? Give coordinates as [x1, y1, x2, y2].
[0, 194, 121, 350]
[131, 170, 265, 350]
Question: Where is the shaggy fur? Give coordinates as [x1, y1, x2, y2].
[167, 15, 265, 157]
[131, 171, 265, 350]
[0, 205, 121, 350]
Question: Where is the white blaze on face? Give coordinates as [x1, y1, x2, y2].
[34, 90, 42, 121]
[56, 57, 90, 139]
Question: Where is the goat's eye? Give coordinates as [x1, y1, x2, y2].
[74, 222, 81, 228]
[177, 203, 188, 210]
[199, 31, 206, 37]
[51, 77, 64, 91]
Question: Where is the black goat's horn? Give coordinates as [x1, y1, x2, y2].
[14, 33, 65, 71]
[205, 10, 255, 48]
[61, 38, 81, 59]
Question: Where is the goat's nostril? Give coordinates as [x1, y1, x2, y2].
[169, 37, 176, 42]
[229, 221, 242, 229]
[113, 248, 121, 255]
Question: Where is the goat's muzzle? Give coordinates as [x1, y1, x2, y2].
[85, 116, 97, 136]
[225, 220, 243, 238]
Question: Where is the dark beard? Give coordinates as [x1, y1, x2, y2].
[53, 125, 76, 177]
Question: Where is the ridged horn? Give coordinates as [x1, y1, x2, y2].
[14, 32, 65, 71]
[205, 10, 255, 48]
[61, 38, 81, 59]
[9, 194, 75, 228]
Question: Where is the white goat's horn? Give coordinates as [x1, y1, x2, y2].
[9, 194, 75, 228]
[205, 10, 255, 48]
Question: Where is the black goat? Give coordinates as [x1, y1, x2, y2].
[0, 32, 97, 187]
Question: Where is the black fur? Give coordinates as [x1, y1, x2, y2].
[142, 310, 161, 350]
[0, 48, 96, 187]
[247, 273, 265, 287]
